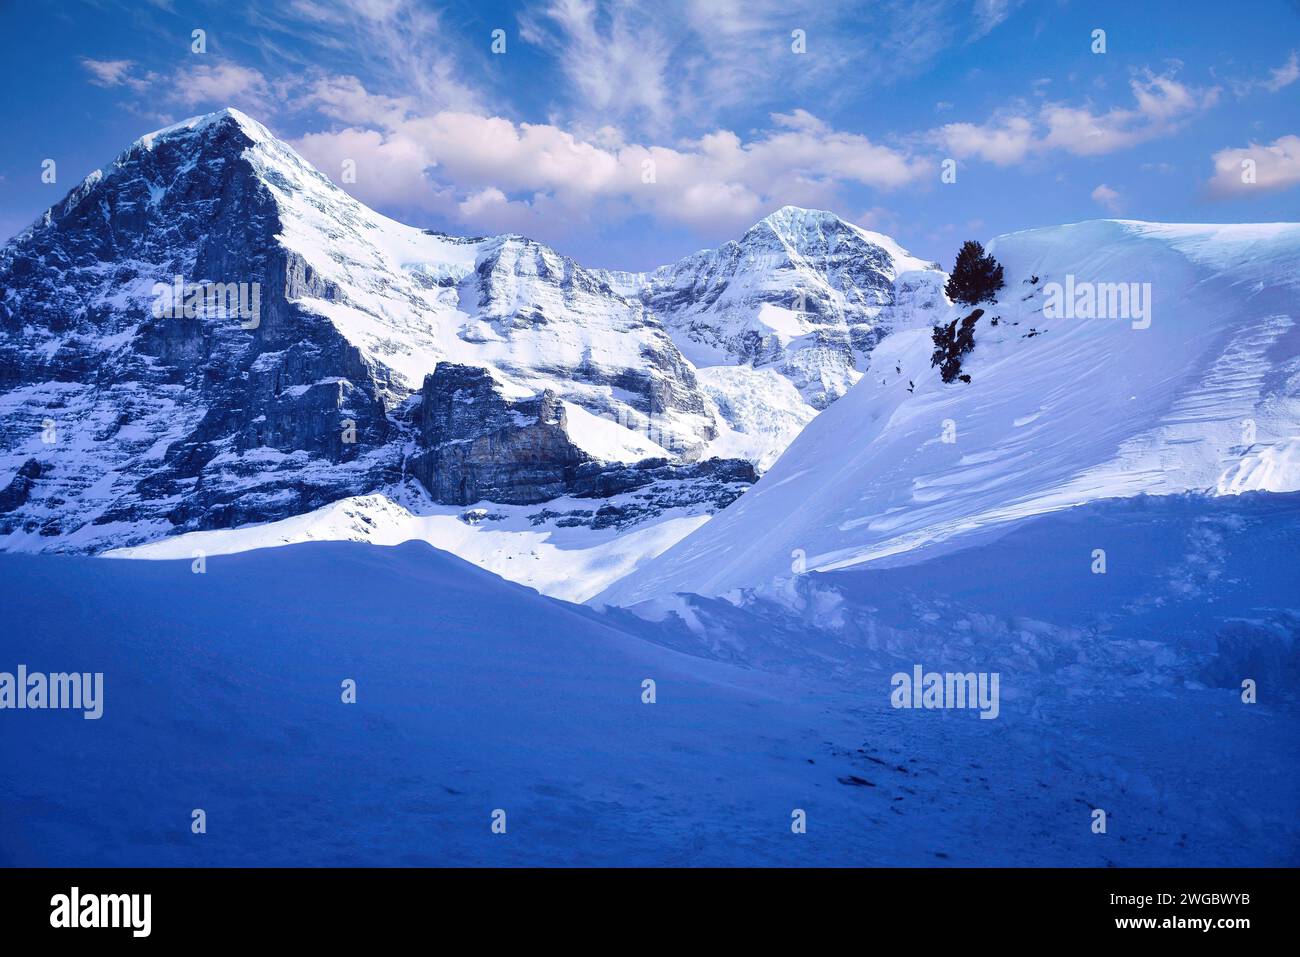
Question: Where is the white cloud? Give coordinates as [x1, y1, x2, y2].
[1263, 51, 1300, 92]
[456, 187, 545, 234]
[80, 57, 272, 113]
[80, 58, 157, 93]
[936, 116, 1035, 165]
[1207, 135, 1300, 197]
[1228, 50, 1299, 96]
[1043, 73, 1218, 154]
[1090, 183, 1122, 213]
[171, 63, 272, 109]
[290, 93, 927, 238]
[81, 58, 136, 87]
[293, 125, 453, 212]
[935, 71, 1218, 163]
[301, 74, 415, 129]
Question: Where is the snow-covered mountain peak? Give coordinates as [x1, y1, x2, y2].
[24, 106, 341, 248]
[750, 205, 937, 273]
[756, 204, 844, 235]
[748, 205, 873, 257]
[135, 106, 274, 148]
[634, 206, 949, 464]
[111, 107, 318, 194]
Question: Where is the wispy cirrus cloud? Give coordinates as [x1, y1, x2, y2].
[1261, 51, 1300, 92]
[972, 0, 1024, 37]
[79, 55, 275, 117]
[81, 58, 137, 87]
[1225, 50, 1299, 97]
[80, 57, 156, 92]
[517, 0, 675, 133]
[242, 0, 484, 113]
[516, 0, 1027, 135]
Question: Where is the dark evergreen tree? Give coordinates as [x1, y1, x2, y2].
[945, 240, 1005, 306]
[931, 308, 983, 383]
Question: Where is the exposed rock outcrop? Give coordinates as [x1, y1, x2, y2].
[408, 364, 588, 505]
[405, 363, 758, 510]
[0, 458, 42, 515]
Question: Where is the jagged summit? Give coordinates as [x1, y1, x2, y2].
[755, 205, 938, 273]
[757, 204, 846, 234]
[640, 204, 949, 426]
[15, 106, 331, 249]
[135, 106, 274, 147]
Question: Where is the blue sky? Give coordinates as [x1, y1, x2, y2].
[0, 0, 1297, 270]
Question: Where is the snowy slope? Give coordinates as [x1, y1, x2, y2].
[602, 492, 1300, 864]
[599, 220, 1300, 604]
[2, 492, 1295, 866]
[104, 485, 711, 603]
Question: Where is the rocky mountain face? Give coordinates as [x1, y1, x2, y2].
[408, 364, 586, 506]
[0, 108, 943, 556]
[0, 111, 397, 548]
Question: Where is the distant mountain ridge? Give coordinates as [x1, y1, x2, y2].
[0, 108, 941, 574]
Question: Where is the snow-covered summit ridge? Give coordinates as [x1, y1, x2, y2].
[135, 106, 275, 148]
[633, 200, 949, 463]
[759, 204, 939, 274]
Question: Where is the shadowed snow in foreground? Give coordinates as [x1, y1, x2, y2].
[1, 492, 1296, 865]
